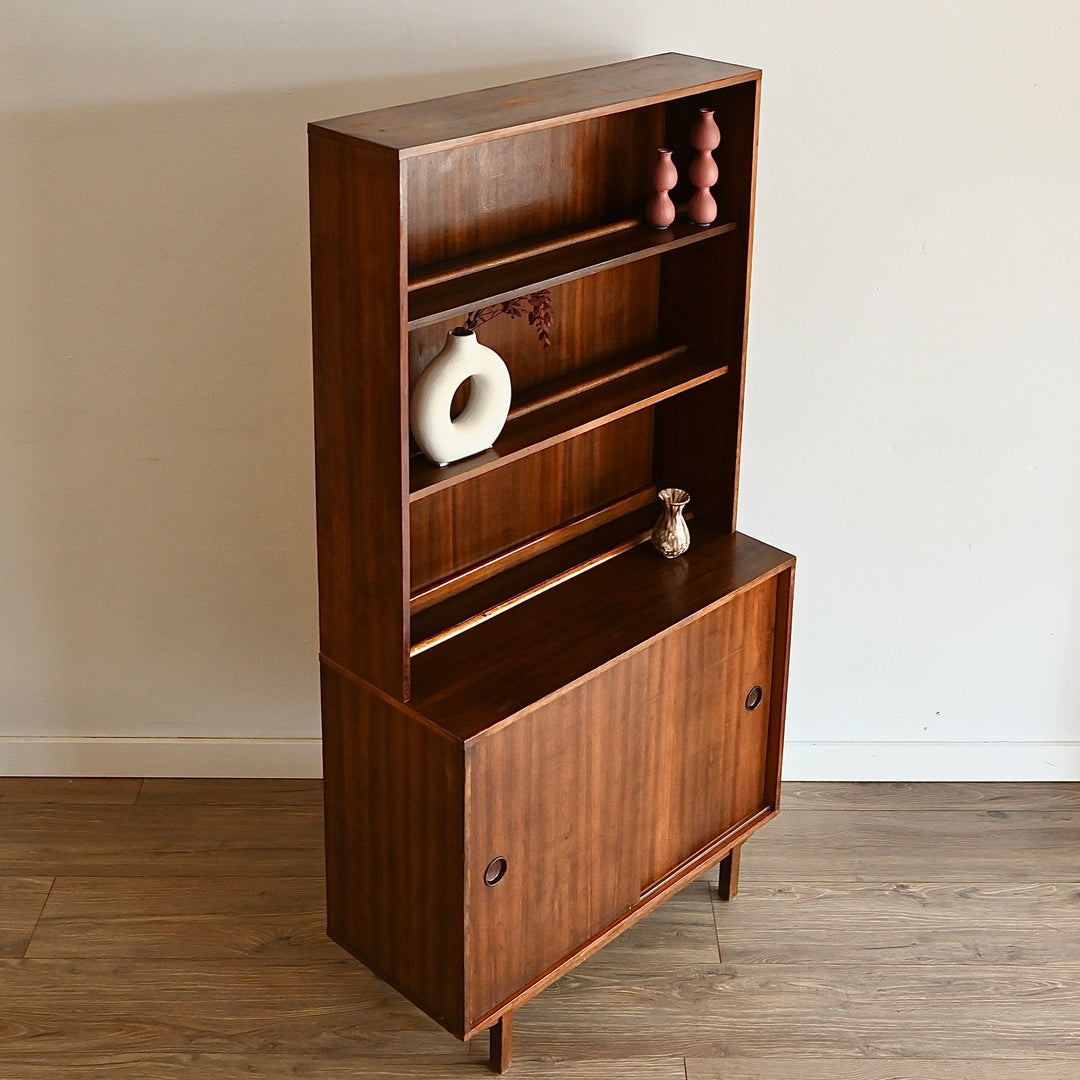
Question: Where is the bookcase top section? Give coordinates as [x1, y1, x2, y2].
[309, 53, 759, 156]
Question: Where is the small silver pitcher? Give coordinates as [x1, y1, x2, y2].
[651, 487, 690, 558]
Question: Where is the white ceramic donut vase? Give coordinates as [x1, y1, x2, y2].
[410, 329, 512, 467]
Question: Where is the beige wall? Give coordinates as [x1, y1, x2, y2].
[2, 3, 1078, 777]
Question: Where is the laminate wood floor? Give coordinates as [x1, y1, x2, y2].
[1, 779, 1077, 1078]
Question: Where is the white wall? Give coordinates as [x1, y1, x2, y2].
[1, 2, 1077, 778]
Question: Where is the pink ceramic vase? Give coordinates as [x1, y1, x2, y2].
[687, 108, 721, 226]
[645, 147, 677, 229]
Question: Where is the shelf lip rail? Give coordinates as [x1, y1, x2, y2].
[408, 348, 730, 500]
[408, 218, 638, 292]
[410, 497, 668, 656]
[407, 218, 737, 329]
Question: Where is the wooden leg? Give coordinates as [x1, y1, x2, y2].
[717, 845, 741, 901]
[489, 1012, 513, 1073]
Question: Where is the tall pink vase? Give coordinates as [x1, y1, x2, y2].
[645, 147, 677, 229]
[687, 108, 721, 226]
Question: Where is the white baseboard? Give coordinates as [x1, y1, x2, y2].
[782, 741, 1080, 782]
[3, 737, 1079, 782]
[0, 737, 322, 778]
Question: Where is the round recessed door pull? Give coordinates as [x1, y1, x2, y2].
[745, 685, 763, 712]
[484, 856, 508, 887]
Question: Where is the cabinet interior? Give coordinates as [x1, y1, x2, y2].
[404, 82, 759, 668]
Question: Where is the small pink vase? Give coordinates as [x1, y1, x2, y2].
[687, 108, 721, 226]
[645, 148, 677, 229]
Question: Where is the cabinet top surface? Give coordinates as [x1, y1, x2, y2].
[408, 529, 792, 742]
[309, 53, 759, 156]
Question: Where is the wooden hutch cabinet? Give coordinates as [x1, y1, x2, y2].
[309, 53, 794, 1072]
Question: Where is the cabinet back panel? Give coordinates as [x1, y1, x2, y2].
[321, 667, 466, 1034]
[653, 233, 746, 528]
[406, 109, 662, 270]
[663, 81, 758, 228]
[410, 411, 653, 592]
[408, 261, 661, 398]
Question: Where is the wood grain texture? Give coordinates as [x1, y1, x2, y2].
[764, 566, 795, 809]
[408, 218, 736, 328]
[27, 877, 338, 960]
[711, 881, 1080, 964]
[741, 809, 1080, 882]
[309, 133, 409, 699]
[0, 957, 455, 1055]
[320, 666, 467, 1037]
[523, 963, 1080, 1059]
[0, 1054, 686, 1080]
[410, 492, 655, 621]
[312, 54, 759, 154]
[409, 219, 638, 289]
[138, 779, 323, 805]
[459, 575, 786, 1031]
[0, 878, 52, 957]
[653, 241, 742, 527]
[407, 351, 726, 500]
[0, 802, 323, 877]
[405, 110, 662, 269]
[407, 261, 661, 405]
[637, 578, 776, 889]
[464, 660, 645, 1021]
[409, 412, 654, 592]
[3, 781, 1080, 1076]
[411, 529, 793, 739]
[0, 778, 141, 804]
[686, 1061, 1075, 1080]
[781, 781, 1080, 812]
[575, 876, 728, 978]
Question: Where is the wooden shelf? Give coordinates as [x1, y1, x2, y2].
[409, 345, 729, 499]
[407, 218, 737, 329]
[410, 502, 659, 654]
[411, 487, 656, 612]
[410, 527, 794, 740]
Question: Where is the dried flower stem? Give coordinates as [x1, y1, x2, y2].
[463, 290, 554, 349]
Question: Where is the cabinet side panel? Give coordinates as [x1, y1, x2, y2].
[310, 135, 410, 697]
[718, 78, 761, 528]
[764, 563, 795, 808]
[463, 670, 644, 1024]
[321, 666, 466, 1036]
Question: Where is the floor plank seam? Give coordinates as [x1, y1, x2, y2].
[4, 779, 1080, 1074]
[706, 878, 726, 964]
[20, 877, 56, 959]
